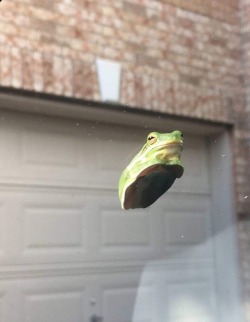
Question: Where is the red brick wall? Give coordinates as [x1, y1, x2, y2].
[0, 0, 249, 319]
[0, 0, 242, 122]
[239, 0, 250, 321]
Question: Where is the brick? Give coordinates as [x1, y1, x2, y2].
[31, 0, 54, 9]
[73, 60, 96, 99]
[53, 55, 64, 95]
[31, 18, 55, 33]
[209, 36, 228, 47]
[11, 47, 23, 88]
[43, 54, 54, 93]
[135, 53, 159, 68]
[63, 58, 74, 96]
[0, 45, 12, 86]
[33, 52, 44, 92]
[22, 49, 34, 89]
[123, 1, 147, 16]
[23, 5, 58, 21]
[179, 73, 201, 86]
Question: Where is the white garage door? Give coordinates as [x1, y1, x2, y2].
[0, 110, 241, 322]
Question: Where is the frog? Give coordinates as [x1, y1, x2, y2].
[118, 130, 184, 209]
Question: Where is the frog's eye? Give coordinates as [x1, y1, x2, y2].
[147, 135, 157, 145]
[181, 133, 184, 138]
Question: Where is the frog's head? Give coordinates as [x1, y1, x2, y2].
[119, 130, 184, 209]
[138, 130, 183, 166]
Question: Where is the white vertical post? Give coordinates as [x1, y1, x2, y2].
[96, 58, 121, 102]
[209, 131, 244, 322]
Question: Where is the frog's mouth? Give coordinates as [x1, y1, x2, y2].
[151, 141, 183, 155]
[162, 141, 183, 148]
[151, 141, 183, 150]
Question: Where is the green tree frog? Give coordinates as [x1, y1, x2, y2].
[118, 130, 184, 209]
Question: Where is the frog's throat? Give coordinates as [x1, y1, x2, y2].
[128, 142, 183, 170]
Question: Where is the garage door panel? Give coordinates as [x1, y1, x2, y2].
[101, 210, 151, 247]
[165, 272, 216, 322]
[0, 199, 20, 262]
[0, 294, 3, 322]
[0, 113, 141, 190]
[99, 207, 153, 250]
[165, 212, 207, 245]
[24, 290, 84, 322]
[23, 206, 84, 251]
[0, 190, 90, 265]
[0, 120, 94, 186]
[167, 282, 215, 322]
[132, 265, 217, 322]
[22, 128, 78, 168]
[99, 271, 155, 322]
[0, 276, 90, 322]
[102, 285, 152, 322]
[160, 195, 213, 260]
[93, 197, 164, 262]
[0, 203, 4, 258]
[0, 190, 161, 265]
[0, 190, 212, 266]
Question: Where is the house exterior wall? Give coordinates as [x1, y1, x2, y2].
[239, 0, 250, 321]
[0, 0, 242, 122]
[0, 0, 249, 320]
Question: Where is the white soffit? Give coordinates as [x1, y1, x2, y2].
[0, 91, 228, 136]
